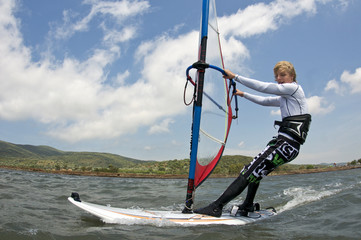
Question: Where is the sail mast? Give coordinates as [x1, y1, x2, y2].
[183, 0, 210, 213]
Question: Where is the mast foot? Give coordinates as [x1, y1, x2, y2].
[182, 207, 193, 214]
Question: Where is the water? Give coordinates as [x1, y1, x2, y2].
[1, 168, 360, 240]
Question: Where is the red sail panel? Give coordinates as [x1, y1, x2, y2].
[194, 102, 233, 188]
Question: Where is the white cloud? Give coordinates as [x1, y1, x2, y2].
[307, 96, 334, 115]
[46, 30, 199, 142]
[0, 0, 153, 142]
[340, 67, 361, 94]
[148, 118, 174, 135]
[102, 26, 137, 45]
[325, 79, 346, 95]
[219, 0, 317, 39]
[325, 67, 361, 95]
[0, 0, 202, 142]
[113, 70, 130, 86]
[54, 0, 149, 40]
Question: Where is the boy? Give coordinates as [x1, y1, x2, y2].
[194, 61, 311, 217]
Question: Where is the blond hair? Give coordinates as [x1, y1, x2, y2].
[273, 61, 297, 82]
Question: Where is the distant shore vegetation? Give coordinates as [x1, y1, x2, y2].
[1, 140, 360, 178]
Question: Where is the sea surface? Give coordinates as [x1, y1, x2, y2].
[1, 167, 360, 240]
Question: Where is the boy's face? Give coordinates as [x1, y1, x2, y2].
[274, 70, 294, 84]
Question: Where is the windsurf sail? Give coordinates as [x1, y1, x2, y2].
[183, 0, 238, 213]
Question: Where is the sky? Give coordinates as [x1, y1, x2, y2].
[0, 0, 360, 164]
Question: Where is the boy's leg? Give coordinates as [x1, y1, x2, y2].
[194, 175, 249, 217]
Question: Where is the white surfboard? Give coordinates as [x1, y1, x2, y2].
[68, 193, 276, 226]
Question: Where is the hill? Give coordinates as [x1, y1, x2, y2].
[2, 140, 359, 178]
[0, 140, 148, 171]
[0, 140, 63, 158]
[0, 140, 255, 175]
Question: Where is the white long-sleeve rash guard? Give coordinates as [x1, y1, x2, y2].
[234, 75, 309, 119]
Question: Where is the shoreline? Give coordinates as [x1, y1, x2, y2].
[1, 165, 361, 179]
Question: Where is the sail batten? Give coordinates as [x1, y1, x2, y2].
[200, 128, 225, 146]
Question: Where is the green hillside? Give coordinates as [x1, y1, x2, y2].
[0, 140, 148, 171]
[0, 140, 254, 175]
[1, 140, 346, 177]
[0, 140, 62, 158]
